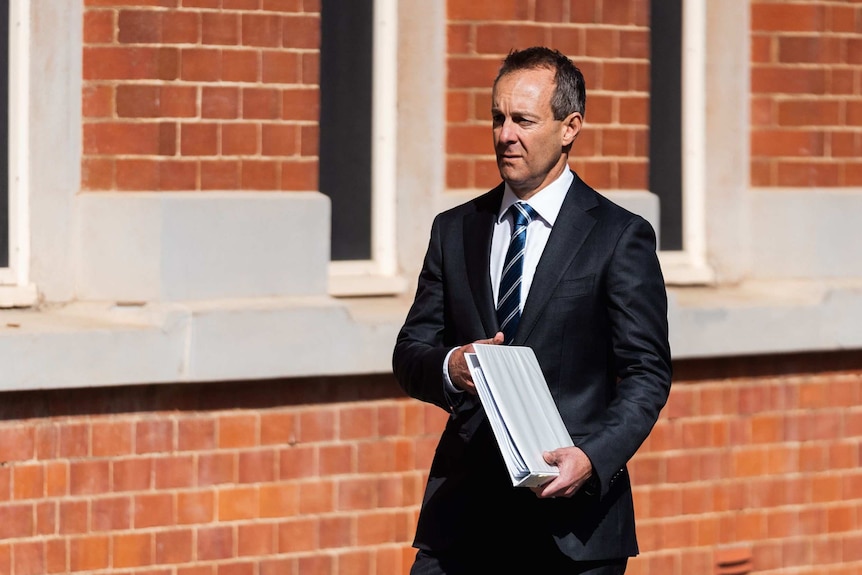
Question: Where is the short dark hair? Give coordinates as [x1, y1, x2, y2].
[494, 47, 586, 120]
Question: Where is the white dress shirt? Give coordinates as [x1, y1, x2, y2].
[443, 169, 574, 393]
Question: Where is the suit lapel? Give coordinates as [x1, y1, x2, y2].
[514, 175, 598, 345]
[464, 185, 504, 337]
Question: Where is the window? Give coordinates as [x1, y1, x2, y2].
[319, 0, 401, 295]
[1, 3, 9, 271]
[652, 0, 713, 284]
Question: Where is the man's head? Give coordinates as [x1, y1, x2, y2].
[495, 47, 586, 120]
[492, 47, 585, 199]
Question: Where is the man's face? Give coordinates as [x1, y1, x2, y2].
[492, 67, 581, 199]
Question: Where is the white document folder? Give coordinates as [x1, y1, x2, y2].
[465, 344, 574, 487]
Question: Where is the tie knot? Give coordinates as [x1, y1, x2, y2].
[510, 202, 537, 228]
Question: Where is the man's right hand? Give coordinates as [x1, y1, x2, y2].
[447, 332, 505, 394]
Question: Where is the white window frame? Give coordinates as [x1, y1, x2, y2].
[658, 0, 714, 285]
[0, 0, 34, 305]
[327, 0, 406, 296]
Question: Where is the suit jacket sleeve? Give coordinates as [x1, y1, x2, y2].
[577, 216, 672, 497]
[392, 214, 456, 412]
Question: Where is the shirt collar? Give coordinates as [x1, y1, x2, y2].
[497, 169, 574, 226]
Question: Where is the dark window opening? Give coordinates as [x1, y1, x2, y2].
[649, 0, 683, 251]
[1, 4, 9, 268]
[319, 0, 374, 261]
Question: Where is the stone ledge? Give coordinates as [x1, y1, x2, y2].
[1, 279, 861, 391]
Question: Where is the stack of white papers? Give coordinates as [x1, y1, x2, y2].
[465, 344, 574, 487]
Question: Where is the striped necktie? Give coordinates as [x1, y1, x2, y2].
[496, 202, 537, 344]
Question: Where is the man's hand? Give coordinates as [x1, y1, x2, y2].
[532, 446, 594, 499]
[447, 332, 505, 394]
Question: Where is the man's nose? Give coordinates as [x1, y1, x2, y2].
[497, 119, 516, 143]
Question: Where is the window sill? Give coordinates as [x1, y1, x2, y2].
[0, 279, 860, 392]
[0, 284, 39, 309]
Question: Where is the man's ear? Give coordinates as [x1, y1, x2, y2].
[561, 112, 583, 146]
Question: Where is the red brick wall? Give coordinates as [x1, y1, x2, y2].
[751, 1, 862, 187]
[0, 354, 860, 575]
[445, 0, 651, 191]
[81, 0, 320, 192]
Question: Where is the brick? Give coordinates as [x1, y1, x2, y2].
[447, 125, 490, 155]
[261, 51, 300, 84]
[82, 157, 114, 190]
[118, 10, 162, 43]
[298, 555, 334, 575]
[475, 158, 502, 189]
[133, 493, 174, 528]
[13, 540, 45, 575]
[0, 425, 36, 462]
[449, 57, 502, 89]
[198, 452, 236, 486]
[136, 420, 175, 454]
[163, 11, 199, 43]
[218, 414, 258, 448]
[70, 460, 110, 495]
[243, 88, 282, 119]
[84, 10, 115, 43]
[113, 457, 153, 492]
[277, 517, 318, 553]
[447, 0, 529, 21]
[113, 532, 152, 568]
[340, 406, 377, 440]
[159, 160, 198, 190]
[242, 13, 282, 47]
[338, 477, 377, 511]
[177, 490, 215, 524]
[752, 66, 827, 95]
[45, 461, 68, 497]
[280, 159, 318, 190]
[84, 122, 176, 156]
[298, 409, 336, 443]
[0, 504, 34, 538]
[216, 487, 260, 521]
[197, 525, 234, 561]
[201, 160, 241, 190]
[336, 549, 372, 575]
[69, 536, 109, 572]
[182, 123, 219, 156]
[91, 496, 132, 531]
[30, 504, 51, 538]
[12, 463, 44, 500]
[299, 52, 320, 86]
[177, 417, 216, 451]
[181, 48, 222, 82]
[777, 161, 840, 187]
[222, 50, 260, 82]
[259, 483, 300, 518]
[475, 24, 548, 55]
[779, 36, 844, 64]
[84, 47, 179, 81]
[299, 480, 334, 514]
[82, 84, 114, 118]
[282, 88, 319, 121]
[202, 12, 239, 45]
[584, 28, 617, 58]
[751, 129, 825, 157]
[238, 450, 277, 483]
[59, 500, 88, 535]
[319, 444, 353, 476]
[102, 153, 150, 185]
[752, 3, 825, 32]
[155, 529, 193, 564]
[241, 160, 280, 190]
[222, 123, 259, 156]
[92, 421, 133, 457]
[223, 0, 259, 8]
[202, 87, 240, 119]
[238, 523, 276, 556]
[260, 411, 297, 445]
[262, 0, 302, 11]
[282, 15, 320, 49]
[155, 455, 195, 489]
[319, 516, 352, 549]
[356, 511, 397, 546]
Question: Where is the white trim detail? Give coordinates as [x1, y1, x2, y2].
[2, 0, 32, 291]
[662, 0, 714, 286]
[328, 0, 405, 296]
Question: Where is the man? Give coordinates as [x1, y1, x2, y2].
[393, 47, 671, 574]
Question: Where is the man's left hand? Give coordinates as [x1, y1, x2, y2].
[532, 446, 594, 499]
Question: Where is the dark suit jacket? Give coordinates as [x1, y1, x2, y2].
[393, 172, 672, 561]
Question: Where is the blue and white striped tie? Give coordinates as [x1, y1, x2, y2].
[496, 202, 537, 344]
